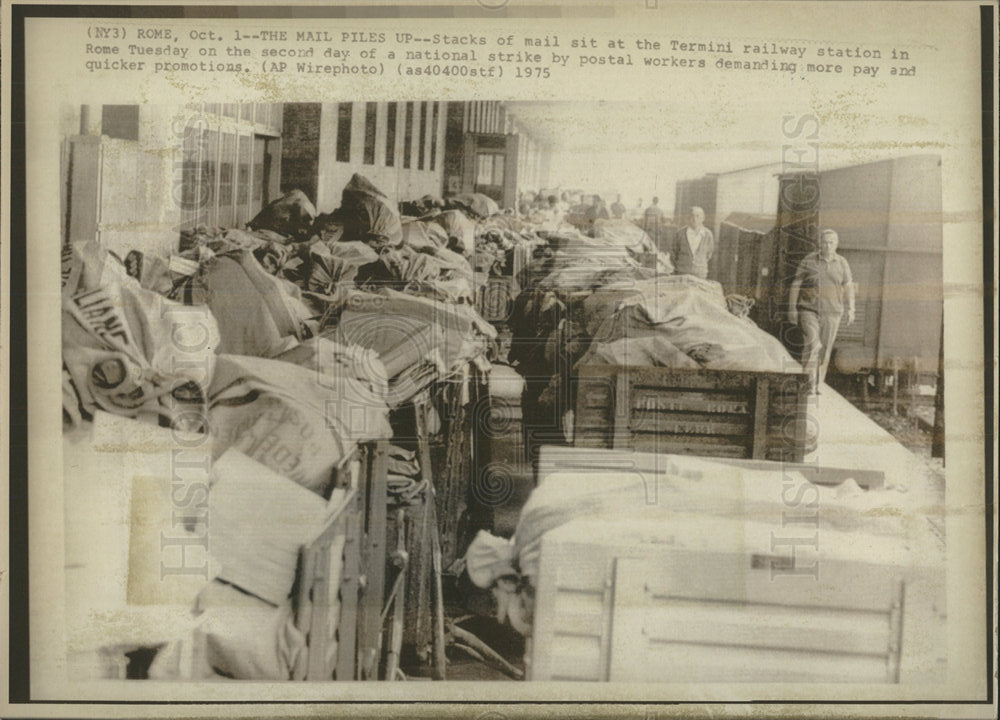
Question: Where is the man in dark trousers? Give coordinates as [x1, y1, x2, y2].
[610, 193, 626, 219]
[670, 206, 715, 279]
[584, 194, 610, 235]
[642, 196, 666, 250]
[787, 229, 856, 394]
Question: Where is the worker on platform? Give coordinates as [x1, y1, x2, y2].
[584, 193, 610, 235]
[517, 191, 533, 216]
[642, 196, 666, 250]
[610, 193, 626, 219]
[545, 194, 563, 226]
[787, 229, 856, 395]
[670, 206, 715, 279]
[558, 191, 572, 216]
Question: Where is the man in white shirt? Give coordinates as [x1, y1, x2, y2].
[670, 206, 715, 279]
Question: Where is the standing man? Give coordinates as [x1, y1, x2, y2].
[787, 229, 856, 394]
[544, 194, 563, 227]
[558, 191, 572, 216]
[517, 191, 533, 216]
[585, 193, 610, 235]
[642, 196, 666, 250]
[610, 193, 627, 219]
[671, 206, 715, 279]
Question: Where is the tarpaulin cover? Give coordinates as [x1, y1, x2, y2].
[575, 328, 698, 369]
[447, 192, 500, 219]
[400, 218, 444, 253]
[274, 335, 389, 397]
[610, 275, 800, 372]
[183, 250, 311, 358]
[306, 240, 379, 294]
[523, 459, 917, 576]
[340, 173, 403, 250]
[591, 217, 655, 254]
[463, 465, 738, 636]
[248, 189, 317, 238]
[431, 210, 476, 257]
[334, 289, 496, 379]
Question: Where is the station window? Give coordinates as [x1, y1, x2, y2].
[218, 133, 236, 225]
[430, 102, 439, 171]
[417, 102, 427, 170]
[199, 129, 218, 228]
[476, 154, 494, 185]
[385, 103, 397, 167]
[403, 102, 414, 169]
[177, 107, 279, 232]
[337, 103, 353, 163]
[363, 102, 377, 165]
[476, 152, 505, 187]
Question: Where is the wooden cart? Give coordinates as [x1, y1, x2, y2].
[573, 364, 812, 462]
[294, 394, 458, 681]
[529, 445, 898, 682]
[294, 442, 388, 681]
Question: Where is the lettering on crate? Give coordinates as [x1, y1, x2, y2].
[638, 395, 749, 414]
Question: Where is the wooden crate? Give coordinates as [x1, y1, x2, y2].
[294, 442, 388, 681]
[295, 476, 362, 681]
[528, 522, 905, 683]
[573, 364, 810, 462]
[537, 445, 884, 491]
[527, 447, 908, 683]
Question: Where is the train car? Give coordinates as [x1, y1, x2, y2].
[673, 162, 783, 278]
[773, 155, 943, 382]
[714, 212, 780, 328]
[712, 155, 942, 391]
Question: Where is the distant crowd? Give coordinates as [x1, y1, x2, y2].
[516, 189, 715, 281]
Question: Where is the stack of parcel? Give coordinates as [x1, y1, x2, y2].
[461, 210, 945, 684]
[60, 175, 497, 681]
[504, 216, 811, 466]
